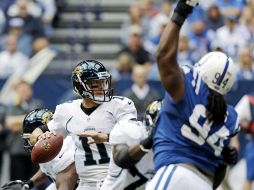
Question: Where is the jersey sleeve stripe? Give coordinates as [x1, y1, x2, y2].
[65, 116, 74, 133]
[109, 168, 124, 178]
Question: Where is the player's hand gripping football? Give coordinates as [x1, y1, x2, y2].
[78, 131, 109, 144]
[38, 130, 57, 141]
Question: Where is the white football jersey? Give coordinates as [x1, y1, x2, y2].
[39, 136, 76, 181]
[101, 120, 154, 190]
[47, 96, 137, 182]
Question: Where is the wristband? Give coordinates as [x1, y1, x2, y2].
[140, 136, 153, 150]
[171, 12, 187, 26]
[24, 180, 34, 188]
[139, 144, 150, 153]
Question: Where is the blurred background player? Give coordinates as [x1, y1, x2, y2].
[102, 99, 162, 190]
[2, 108, 77, 190]
[233, 94, 254, 190]
[29, 60, 137, 190]
[123, 65, 161, 120]
[146, 0, 239, 190]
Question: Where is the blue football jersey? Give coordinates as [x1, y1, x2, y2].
[153, 66, 239, 175]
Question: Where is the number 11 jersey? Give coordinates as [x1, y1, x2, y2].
[47, 96, 137, 182]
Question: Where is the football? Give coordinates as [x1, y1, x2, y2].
[31, 133, 64, 163]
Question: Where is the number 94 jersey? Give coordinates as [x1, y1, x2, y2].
[47, 96, 137, 182]
[153, 66, 239, 176]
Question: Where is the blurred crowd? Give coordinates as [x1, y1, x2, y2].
[112, 0, 254, 83]
[0, 0, 57, 78]
[0, 0, 57, 188]
[0, 0, 254, 190]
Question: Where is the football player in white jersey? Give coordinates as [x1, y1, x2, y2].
[29, 60, 137, 190]
[2, 109, 78, 190]
[83, 100, 161, 190]
[102, 100, 162, 190]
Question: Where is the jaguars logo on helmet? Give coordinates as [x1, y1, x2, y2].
[41, 111, 53, 125]
[73, 65, 83, 78]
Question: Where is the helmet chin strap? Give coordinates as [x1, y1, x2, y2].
[77, 74, 86, 92]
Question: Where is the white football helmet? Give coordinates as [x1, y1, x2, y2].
[195, 51, 238, 95]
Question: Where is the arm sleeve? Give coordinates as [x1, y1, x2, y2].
[235, 95, 251, 122]
[114, 97, 137, 121]
[110, 120, 147, 146]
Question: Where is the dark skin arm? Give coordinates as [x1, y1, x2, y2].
[157, 21, 185, 101]
[113, 144, 147, 169]
[30, 169, 49, 187]
[56, 163, 78, 190]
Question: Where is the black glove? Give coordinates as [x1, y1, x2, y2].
[222, 146, 238, 165]
[2, 180, 34, 190]
[171, 0, 199, 26]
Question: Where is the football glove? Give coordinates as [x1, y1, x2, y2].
[171, 0, 199, 26]
[213, 163, 227, 190]
[222, 146, 238, 165]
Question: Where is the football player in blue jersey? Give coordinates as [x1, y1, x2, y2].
[145, 0, 240, 190]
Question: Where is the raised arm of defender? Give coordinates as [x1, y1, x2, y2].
[157, 0, 198, 101]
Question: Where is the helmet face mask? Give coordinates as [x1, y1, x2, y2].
[72, 60, 113, 103]
[22, 109, 53, 153]
[195, 51, 238, 95]
[23, 134, 33, 153]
